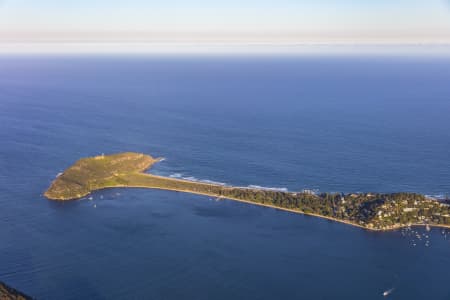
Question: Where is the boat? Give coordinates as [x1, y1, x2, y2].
[383, 288, 394, 297]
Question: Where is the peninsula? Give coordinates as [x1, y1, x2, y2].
[44, 152, 450, 231]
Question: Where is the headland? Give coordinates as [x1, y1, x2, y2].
[44, 152, 450, 231]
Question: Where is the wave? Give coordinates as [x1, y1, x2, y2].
[168, 173, 183, 178]
[425, 194, 448, 200]
[168, 173, 227, 186]
[169, 174, 300, 193]
[247, 185, 289, 192]
[165, 172, 318, 194]
[199, 179, 228, 186]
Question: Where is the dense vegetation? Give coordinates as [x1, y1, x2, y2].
[45, 152, 450, 231]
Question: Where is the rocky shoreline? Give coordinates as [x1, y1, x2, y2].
[0, 281, 32, 300]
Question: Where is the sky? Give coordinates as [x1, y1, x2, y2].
[0, 0, 450, 52]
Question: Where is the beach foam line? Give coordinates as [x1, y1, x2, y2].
[425, 194, 448, 200]
[168, 173, 183, 178]
[170, 175, 307, 193]
[168, 173, 227, 186]
[246, 185, 289, 192]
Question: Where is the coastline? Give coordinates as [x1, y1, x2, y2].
[57, 182, 450, 232]
[44, 152, 450, 233]
[0, 281, 32, 300]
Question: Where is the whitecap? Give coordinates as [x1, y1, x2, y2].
[247, 185, 289, 192]
[169, 173, 183, 178]
[198, 179, 227, 186]
[174, 174, 227, 186]
[425, 194, 446, 200]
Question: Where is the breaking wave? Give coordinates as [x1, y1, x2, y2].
[168, 173, 227, 186]
[425, 194, 448, 200]
[246, 185, 289, 192]
[164, 172, 318, 195]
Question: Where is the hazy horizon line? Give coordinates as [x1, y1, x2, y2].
[1, 41, 450, 56]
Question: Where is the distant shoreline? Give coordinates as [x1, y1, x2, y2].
[3, 42, 450, 57]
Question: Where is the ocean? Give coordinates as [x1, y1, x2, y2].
[0, 55, 449, 299]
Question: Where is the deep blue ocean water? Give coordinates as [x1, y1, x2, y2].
[0, 55, 449, 299]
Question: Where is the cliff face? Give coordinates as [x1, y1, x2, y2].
[0, 281, 32, 300]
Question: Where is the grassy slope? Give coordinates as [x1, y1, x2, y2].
[44, 152, 159, 200]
